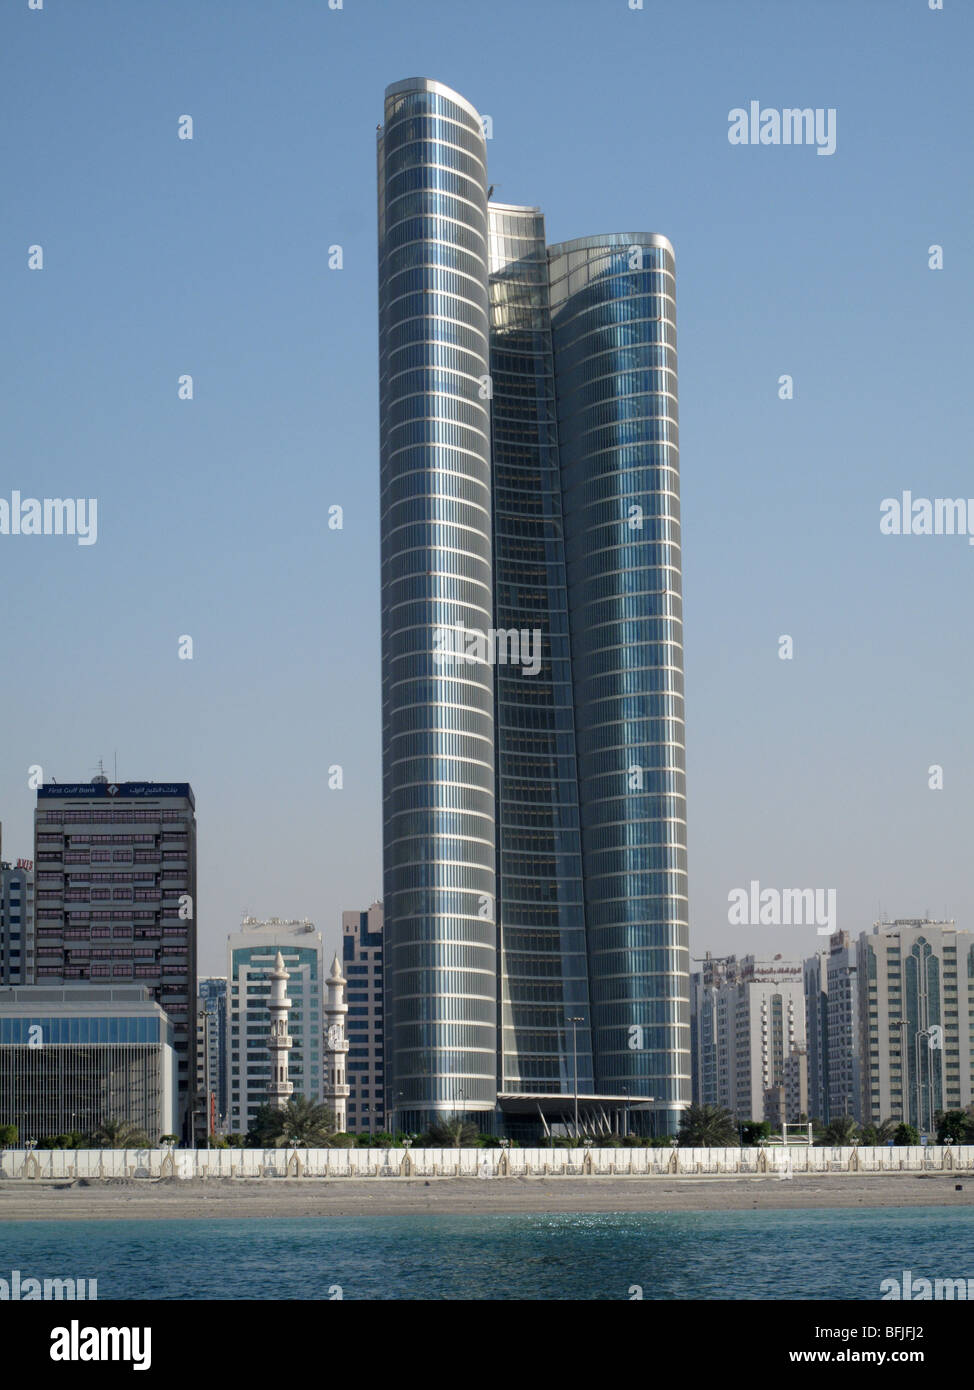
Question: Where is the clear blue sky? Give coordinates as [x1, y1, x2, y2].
[2, 0, 971, 974]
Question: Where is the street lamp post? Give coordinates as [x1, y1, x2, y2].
[894, 1019, 911, 1129]
[389, 1091, 404, 1143]
[915, 1028, 938, 1139]
[568, 1016, 583, 1141]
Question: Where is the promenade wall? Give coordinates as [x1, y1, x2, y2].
[1, 1145, 971, 1180]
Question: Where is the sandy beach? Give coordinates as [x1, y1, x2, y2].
[1, 1172, 971, 1221]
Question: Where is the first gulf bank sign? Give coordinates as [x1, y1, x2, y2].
[37, 782, 194, 808]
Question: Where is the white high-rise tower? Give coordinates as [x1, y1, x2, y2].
[267, 950, 293, 1111]
[324, 953, 349, 1132]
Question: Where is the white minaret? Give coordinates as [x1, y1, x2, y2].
[324, 952, 349, 1132]
[267, 951, 294, 1111]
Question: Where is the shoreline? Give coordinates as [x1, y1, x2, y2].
[1, 1172, 972, 1220]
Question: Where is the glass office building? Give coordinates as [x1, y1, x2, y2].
[379, 79, 689, 1137]
[0, 984, 177, 1139]
[378, 79, 497, 1132]
[488, 205, 595, 1102]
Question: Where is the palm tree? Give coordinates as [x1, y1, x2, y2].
[89, 1119, 150, 1149]
[427, 1116, 480, 1148]
[247, 1103, 283, 1147]
[822, 1114, 859, 1145]
[875, 1116, 899, 1144]
[677, 1104, 738, 1147]
[272, 1096, 337, 1148]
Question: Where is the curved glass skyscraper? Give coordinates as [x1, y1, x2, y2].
[548, 235, 687, 1130]
[379, 80, 689, 1137]
[378, 79, 497, 1129]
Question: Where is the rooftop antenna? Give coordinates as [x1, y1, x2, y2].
[114, 751, 118, 781]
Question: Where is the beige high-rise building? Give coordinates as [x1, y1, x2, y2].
[827, 931, 861, 1122]
[707, 955, 805, 1123]
[857, 919, 973, 1135]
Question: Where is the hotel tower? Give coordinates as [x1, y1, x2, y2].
[378, 78, 688, 1138]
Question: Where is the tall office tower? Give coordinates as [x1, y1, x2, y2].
[227, 917, 323, 1135]
[378, 78, 689, 1137]
[341, 903, 385, 1134]
[378, 79, 497, 1134]
[0, 844, 35, 986]
[32, 777, 197, 1133]
[196, 977, 228, 1132]
[546, 231, 686, 1131]
[858, 919, 972, 1134]
[826, 931, 862, 1122]
[803, 950, 830, 1123]
[711, 955, 805, 1122]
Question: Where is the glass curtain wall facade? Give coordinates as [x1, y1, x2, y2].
[379, 80, 690, 1135]
[548, 235, 687, 1130]
[378, 79, 497, 1129]
[488, 206, 594, 1099]
[0, 991, 177, 1138]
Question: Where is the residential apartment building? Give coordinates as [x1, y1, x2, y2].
[196, 976, 228, 1134]
[0, 849, 34, 986]
[341, 902, 384, 1134]
[704, 955, 805, 1123]
[803, 950, 829, 1123]
[783, 1043, 809, 1124]
[858, 919, 972, 1134]
[826, 931, 861, 1122]
[690, 952, 738, 1106]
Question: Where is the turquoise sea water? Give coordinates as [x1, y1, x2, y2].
[1, 1207, 971, 1299]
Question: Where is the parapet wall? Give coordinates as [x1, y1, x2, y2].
[0, 1144, 970, 1180]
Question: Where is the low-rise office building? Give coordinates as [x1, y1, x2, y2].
[0, 984, 177, 1140]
